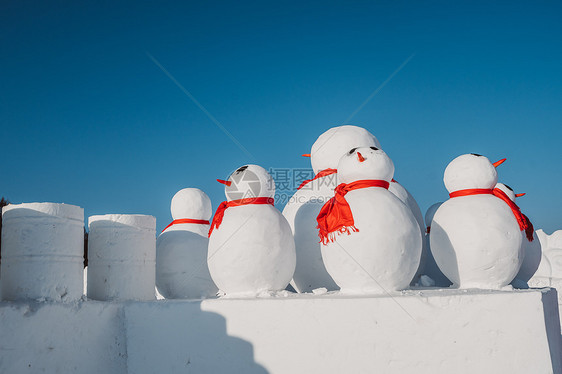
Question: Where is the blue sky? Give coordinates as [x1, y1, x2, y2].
[1, 1, 561, 233]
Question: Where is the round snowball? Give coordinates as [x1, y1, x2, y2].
[171, 188, 212, 220]
[337, 147, 394, 184]
[443, 154, 497, 193]
[495, 183, 516, 202]
[223, 164, 275, 201]
[310, 125, 381, 174]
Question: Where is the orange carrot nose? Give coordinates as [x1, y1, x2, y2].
[357, 152, 365, 162]
[217, 179, 232, 186]
[515, 193, 526, 198]
[493, 158, 507, 168]
[302, 154, 311, 157]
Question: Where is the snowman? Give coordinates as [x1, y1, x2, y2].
[208, 164, 296, 296]
[317, 146, 422, 293]
[492, 183, 540, 287]
[284, 125, 426, 292]
[430, 154, 531, 289]
[156, 188, 218, 299]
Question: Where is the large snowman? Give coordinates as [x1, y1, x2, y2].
[318, 146, 422, 293]
[283, 125, 426, 292]
[208, 164, 296, 296]
[430, 154, 530, 289]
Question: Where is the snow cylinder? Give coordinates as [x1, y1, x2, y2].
[87, 214, 156, 301]
[1, 202, 84, 302]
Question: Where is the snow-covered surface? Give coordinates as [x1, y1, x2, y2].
[87, 214, 156, 301]
[1, 288, 559, 374]
[1, 203, 84, 301]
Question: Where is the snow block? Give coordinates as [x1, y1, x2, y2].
[0, 301, 126, 373]
[1, 203, 84, 301]
[125, 288, 562, 374]
[1, 289, 559, 374]
[88, 214, 156, 301]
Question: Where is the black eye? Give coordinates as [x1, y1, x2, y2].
[504, 184, 513, 192]
[348, 147, 358, 155]
[370, 146, 379, 151]
[470, 153, 482, 157]
[236, 165, 248, 173]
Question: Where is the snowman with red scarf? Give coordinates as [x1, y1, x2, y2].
[430, 154, 533, 289]
[317, 147, 422, 293]
[208, 164, 296, 296]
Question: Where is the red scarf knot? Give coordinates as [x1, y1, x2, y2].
[162, 218, 210, 233]
[449, 188, 534, 242]
[297, 168, 337, 190]
[316, 179, 390, 245]
[208, 197, 274, 237]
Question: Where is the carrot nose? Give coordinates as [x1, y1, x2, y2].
[217, 179, 232, 186]
[493, 158, 506, 168]
[515, 193, 526, 198]
[302, 154, 311, 157]
[357, 152, 365, 162]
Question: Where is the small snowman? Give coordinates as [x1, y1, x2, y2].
[317, 147, 422, 294]
[156, 188, 218, 299]
[430, 154, 532, 289]
[493, 183, 540, 287]
[208, 164, 296, 296]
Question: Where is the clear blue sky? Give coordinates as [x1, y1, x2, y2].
[1, 1, 561, 233]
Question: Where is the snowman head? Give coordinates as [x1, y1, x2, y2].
[495, 182, 526, 202]
[217, 164, 275, 201]
[171, 188, 212, 220]
[443, 154, 498, 193]
[337, 146, 394, 184]
[494, 183, 516, 202]
[309, 125, 381, 174]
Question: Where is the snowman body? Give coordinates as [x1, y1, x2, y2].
[321, 187, 422, 292]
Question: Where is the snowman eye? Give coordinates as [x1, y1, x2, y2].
[504, 184, 513, 191]
[370, 146, 379, 151]
[348, 148, 358, 155]
[470, 153, 482, 157]
[236, 165, 248, 173]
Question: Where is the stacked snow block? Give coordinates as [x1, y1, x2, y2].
[1, 203, 84, 302]
[87, 214, 156, 301]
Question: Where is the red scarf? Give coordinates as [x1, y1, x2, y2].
[316, 179, 390, 244]
[162, 218, 210, 233]
[449, 188, 534, 241]
[297, 168, 337, 190]
[208, 197, 274, 237]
